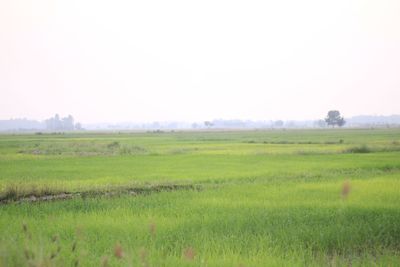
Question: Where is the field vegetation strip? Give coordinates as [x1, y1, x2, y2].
[1, 129, 399, 266]
[0, 184, 200, 204]
[2, 163, 399, 204]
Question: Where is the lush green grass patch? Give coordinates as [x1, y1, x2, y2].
[0, 129, 400, 266]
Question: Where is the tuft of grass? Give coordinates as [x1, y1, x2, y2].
[343, 145, 372, 153]
[0, 184, 65, 202]
[107, 141, 120, 149]
[0, 185, 19, 201]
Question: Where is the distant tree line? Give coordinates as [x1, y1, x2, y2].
[197, 111, 347, 129]
[45, 114, 82, 131]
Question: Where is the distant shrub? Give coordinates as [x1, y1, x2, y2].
[324, 141, 337, 144]
[324, 140, 344, 144]
[107, 141, 120, 149]
[272, 141, 290, 144]
[119, 145, 147, 155]
[344, 145, 372, 154]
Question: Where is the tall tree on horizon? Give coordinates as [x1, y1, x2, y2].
[325, 110, 345, 127]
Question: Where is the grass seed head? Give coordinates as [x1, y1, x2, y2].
[149, 222, 156, 237]
[341, 180, 351, 199]
[22, 222, 32, 240]
[24, 248, 34, 260]
[139, 247, 150, 267]
[183, 247, 196, 261]
[114, 242, 124, 259]
[101, 256, 109, 267]
[22, 223, 28, 233]
[71, 241, 77, 252]
[52, 234, 59, 243]
[75, 226, 83, 239]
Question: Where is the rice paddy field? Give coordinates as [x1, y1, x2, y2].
[1, 128, 400, 266]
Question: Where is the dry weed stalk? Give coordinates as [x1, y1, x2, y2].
[149, 222, 156, 237]
[140, 247, 150, 267]
[114, 242, 124, 259]
[341, 180, 351, 199]
[183, 247, 196, 261]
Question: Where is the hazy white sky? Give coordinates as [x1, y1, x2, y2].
[1, 0, 399, 123]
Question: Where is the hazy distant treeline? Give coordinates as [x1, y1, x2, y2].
[85, 115, 400, 130]
[0, 114, 82, 132]
[1, 115, 400, 132]
[45, 114, 82, 131]
[0, 119, 45, 132]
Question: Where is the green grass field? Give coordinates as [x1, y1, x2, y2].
[1, 129, 400, 266]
